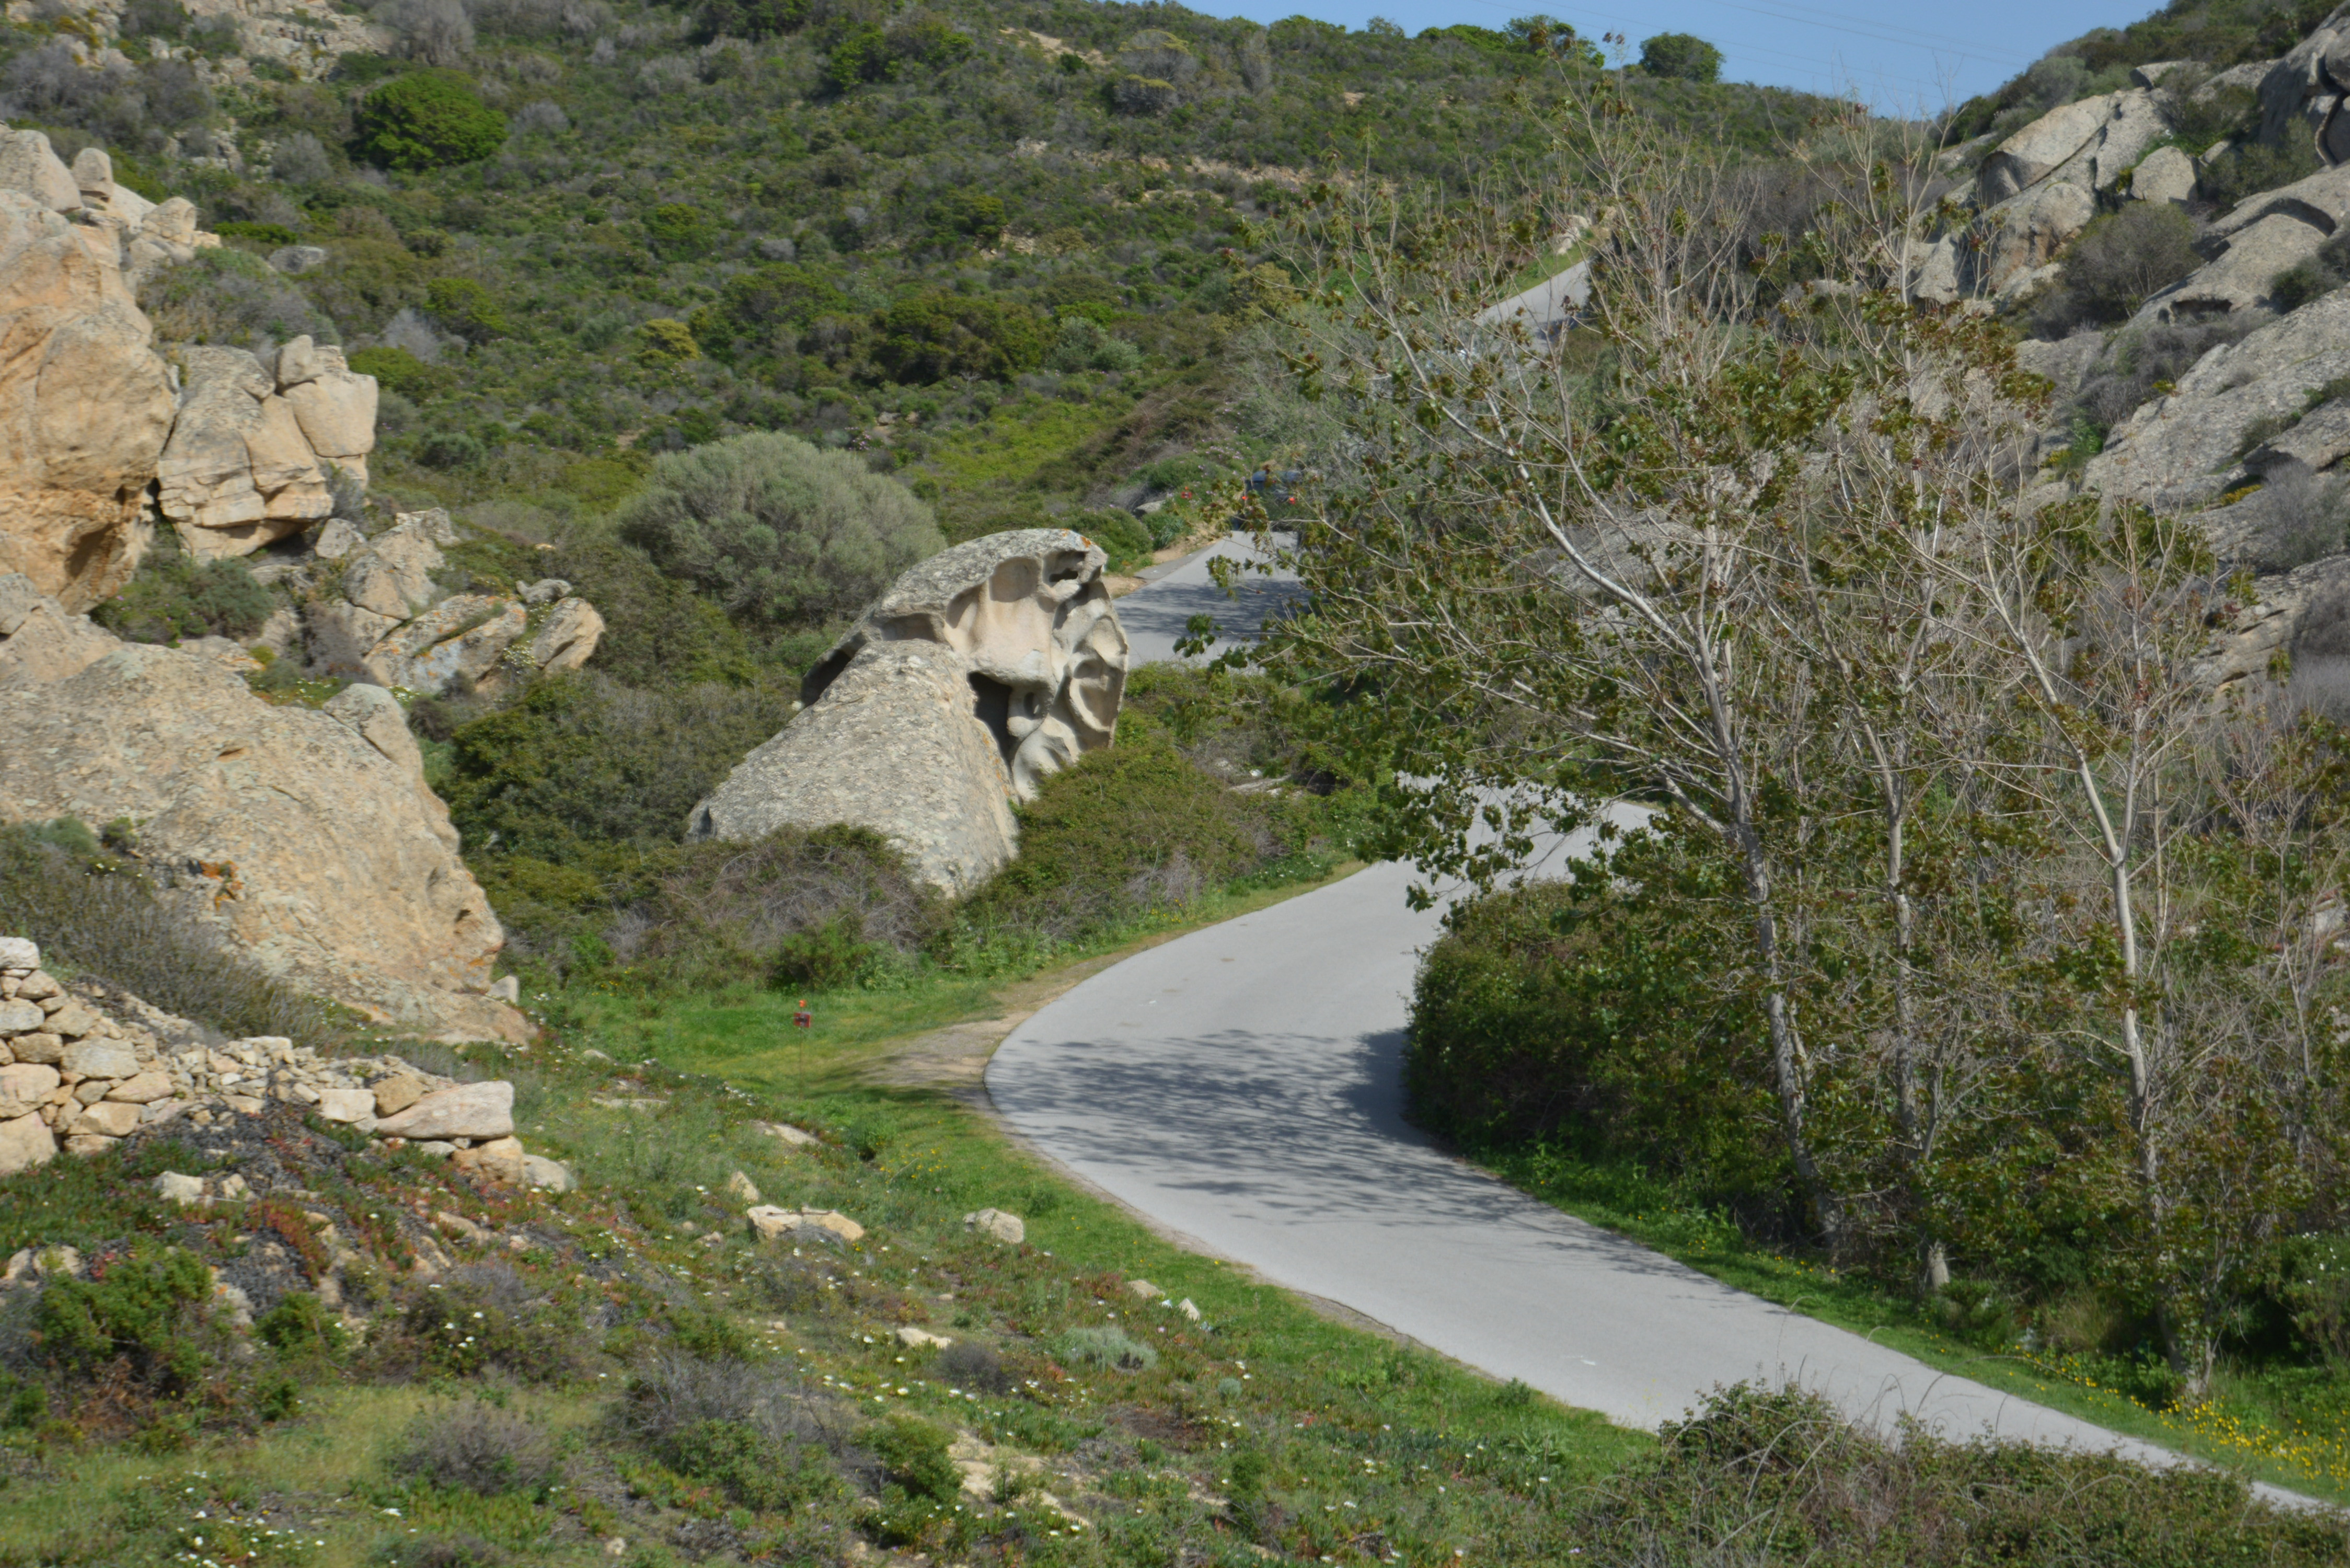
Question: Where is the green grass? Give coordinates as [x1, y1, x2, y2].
[1475, 1145, 2350, 1505]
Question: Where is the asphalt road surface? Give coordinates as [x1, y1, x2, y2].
[1115, 533, 1304, 666]
[988, 816, 2312, 1502]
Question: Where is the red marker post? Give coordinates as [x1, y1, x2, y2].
[792, 998, 813, 1031]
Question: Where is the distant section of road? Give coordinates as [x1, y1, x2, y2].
[986, 836, 2321, 1511]
[1115, 532, 1304, 666]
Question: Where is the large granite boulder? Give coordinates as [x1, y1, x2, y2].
[0, 189, 177, 612]
[0, 614, 527, 1041]
[690, 529, 1130, 893]
[274, 336, 377, 487]
[2259, 3, 2350, 163]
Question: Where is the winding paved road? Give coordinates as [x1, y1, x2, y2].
[989, 556, 2316, 1500]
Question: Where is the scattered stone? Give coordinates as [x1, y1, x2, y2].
[1177, 1298, 1202, 1322]
[454, 1135, 526, 1182]
[521, 1155, 575, 1192]
[725, 1169, 763, 1204]
[895, 1327, 953, 1348]
[371, 1074, 425, 1117]
[746, 1205, 867, 1245]
[153, 1171, 205, 1205]
[752, 1120, 821, 1147]
[0, 1111, 54, 1175]
[68, 1101, 140, 1139]
[1125, 1279, 1164, 1301]
[375, 1081, 515, 1142]
[964, 1208, 1025, 1244]
[315, 1087, 376, 1123]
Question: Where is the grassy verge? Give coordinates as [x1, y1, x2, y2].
[1473, 1145, 2350, 1505]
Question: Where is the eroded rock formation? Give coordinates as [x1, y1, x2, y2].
[690, 529, 1130, 892]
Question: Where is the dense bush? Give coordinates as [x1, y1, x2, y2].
[0, 825, 344, 1049]
[873, 293, 1054, 383]
[2041, 203, 2201, 326]
[34, 1244, 217, 1396]
[440, 673, 794, 861]
[1639, 32, 1722, 83]
[614, 431, 942, 630]
[953, 737, 1309, 946]
[92, 531, 273, 644]
[2271, 230, 2350, 313]
[621, 1353, 842, 1511]
[1406, 837, 1787, 1207]
[353, 70, 506, 170]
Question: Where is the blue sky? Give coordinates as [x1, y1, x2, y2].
[1204, 1, 2163, 110]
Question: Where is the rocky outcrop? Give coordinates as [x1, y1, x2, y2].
[0, 187, 177, 611]
[157, 345, 335, 556]
[0, 594, 528, 1040]
[2082, 289, 2350, 514]
[301, 510, 605, 694]
[0, 571, 121, 688]
[690, 529, 1130, 893]
[2259, 2, 2350, 162]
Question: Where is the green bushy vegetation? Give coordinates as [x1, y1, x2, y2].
[90, 528, 275, 644]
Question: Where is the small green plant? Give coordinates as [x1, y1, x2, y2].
[1055, 1324, 1158, 1371]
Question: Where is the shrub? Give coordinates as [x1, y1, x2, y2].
[865, 1414, 959, 1501]
[936, 1341, 1010, 1393]
[422, 276, 508, 342]
[416, 429, 486, 468]
[34, 1244, 214, 1393]
[348, 344, 451, 399]
[1048, 315, 1142, 374]
[382, 0, 475, 67]
[953, 740, 1285, 944]
[1639, 32, 1722, 82]
[624, 826, 945, 991]
[614, 430, 943, 630]
[353, 70, 506, 170]
[692, 262, 845, 360]
[0, 826, 343, 1048]
[2270, 233, 2350, 313]
[621, 1352, 841, 1510]
[1056, 1325, 1158, 1371]
[637, 318, 699, 364]
[1404, 832, 1787, 1204]
[692, 0, 809, 42]
[137, 248, 338, 349]
[644, 202, 712, 259]
[873, 293, 1054, 383]
[393, 1401, 559, 1495]
[1571, 1381, 2347, 1564]
[934, 190, 1005, 247]
[2199, 135, 2322, 211]
[1070, 507, 1151, 568]
[270, 130, 334, 184]
[2058, 203, 2201, 322]
[92, 528, 274, 644]
[441, 673, 794, 861]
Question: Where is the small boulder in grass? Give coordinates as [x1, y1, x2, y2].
[751, 1120, 821, 1147]
[1125, 1278, 1164, 1301]
[746, 1205, 865, 1245]
[522, 1154, 574, 1192]
[964, 1208, 1024, 1244]
[153, 1171, 204, 1206]
[725, 1169, 763, 1204]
